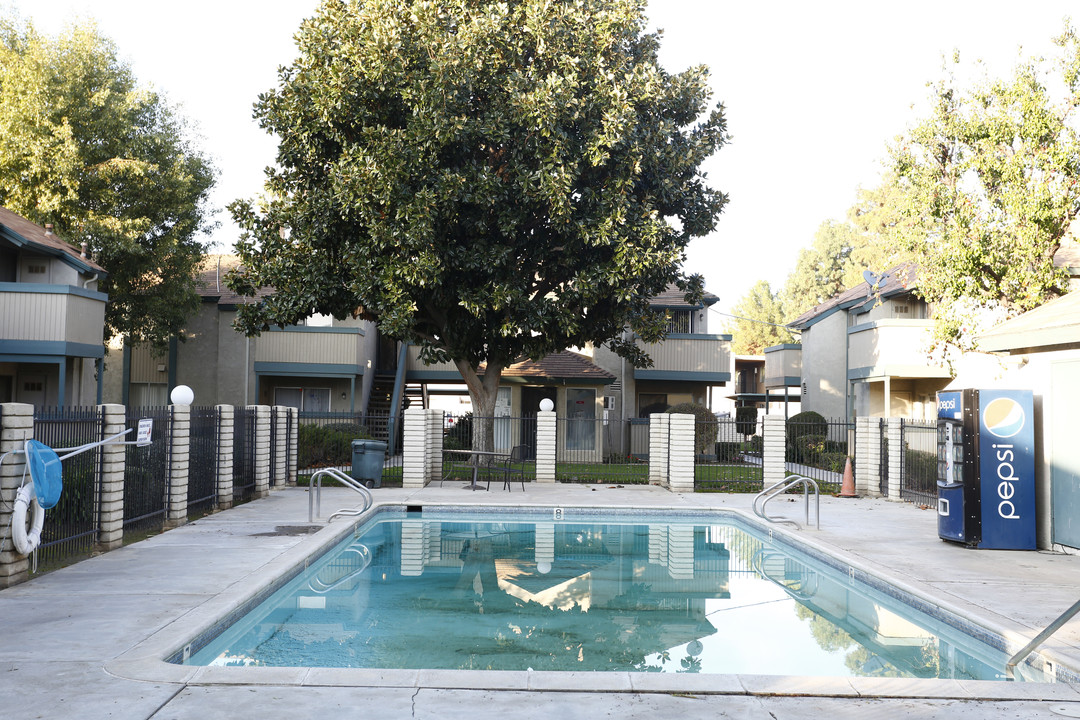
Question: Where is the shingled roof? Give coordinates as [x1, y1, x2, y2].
[648, 283, 720, 308]
[496, 351, 616, 384]
[788, 263, 919, 330]
[0, 206, 106, 274]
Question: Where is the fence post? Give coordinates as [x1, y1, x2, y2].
[272, 406, 288, 488]
[0, 403, 33, 588]
[287, 407, 298, 484]
[648, 413, 669, 487]
[887, 417, 903, 500]
[855, 417, 881, 497]
[402, 406, 427, 488]
[668, 413, 696, 493]
[166, 404, 190, 528]
[427, 409, 443, 484]
[252, 405, 271, 497]
[762, 415, 786, 488]
[536, 410, 556, 483]
[216, 405, 234, 509]
[98, 404, 127, 549]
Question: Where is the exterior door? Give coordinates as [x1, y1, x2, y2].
[1051, 361, 1080, 548]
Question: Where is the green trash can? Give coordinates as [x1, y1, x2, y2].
[351, 439, 387, 488]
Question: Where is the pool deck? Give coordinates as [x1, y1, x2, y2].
[4, 482, 1080, 719]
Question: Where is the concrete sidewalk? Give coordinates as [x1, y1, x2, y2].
[3, 482, 1080, 719]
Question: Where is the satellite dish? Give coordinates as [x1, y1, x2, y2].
[862, 270, 881, 286]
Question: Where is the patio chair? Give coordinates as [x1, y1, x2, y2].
[489, 445, 530, 492]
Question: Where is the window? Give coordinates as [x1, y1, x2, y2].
[638, 393, 668, 418]
[274, 387, 303, 409]
[131, 383, 167, 407]
[664, 310, 692, 334]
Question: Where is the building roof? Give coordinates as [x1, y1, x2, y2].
[648, 283, 720, 308]
[788, 263, 918, 330]
[0, 206, 106, 274]
[979, 290, 1080, 353]
[492, 351, 616, 384]
[195, 254, 271, 305]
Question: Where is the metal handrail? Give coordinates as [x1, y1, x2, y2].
[753, 473, 820, 530]
[308, 467, 374, 522]
[1005, 597, 1080, 680]
[308, 544, 372, 593]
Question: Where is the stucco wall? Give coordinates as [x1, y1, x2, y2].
[801, 311, 847, 418]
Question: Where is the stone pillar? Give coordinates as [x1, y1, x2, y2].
[402, 406, 427, 488]
[427, 409, 444, 484]
[253, 405, 271, 497]
[667, 524, 695, 579]
[887, 417, 903, 501]
[287, 407, 299, 484]
[535, 410, 556, 484]
[0, 404, 33, 588]
[762, 414, 787, 488]
[272, 406, 288, 488]
[855, 417, 882, 497]
[668, 413, 696, 493]
[98, 404, 127, 549]
[216, 405, 234, 510]
[648, 413, 669, 487]
[166, 404, 190, 528]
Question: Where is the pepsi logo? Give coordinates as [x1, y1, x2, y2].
[982, 397, 1025, 438]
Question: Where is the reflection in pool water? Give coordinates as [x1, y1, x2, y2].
[186, 516, 1046, 681]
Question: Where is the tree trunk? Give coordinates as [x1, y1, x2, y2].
[455, 358, 504, 453]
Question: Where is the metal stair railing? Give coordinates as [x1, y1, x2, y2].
[308, 467, 374, 523]
[1005, 597, 1080, 680]
[753, 473, 820, 530]
[307, 543, 372, 593]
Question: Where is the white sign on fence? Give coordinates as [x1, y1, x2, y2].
[137, 418, 153, 446]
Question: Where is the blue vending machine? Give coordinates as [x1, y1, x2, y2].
[935, 389, 1036, 549]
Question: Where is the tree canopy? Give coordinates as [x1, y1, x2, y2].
[0, 14, 217, 350]
[726, 280, 791, 355]
[228, 0, 727, 445]
[887, 23, 1080, 352]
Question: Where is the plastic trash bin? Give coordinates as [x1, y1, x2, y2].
[351, 439, 387, 488]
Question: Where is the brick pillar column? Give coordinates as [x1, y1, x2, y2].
[402, 407, 427, 488]
[272, 406, 288, 488]
[535, 410, 556, 483]
[166, 404, 190, 528]
[668, 413, 696, 493]
[98, 404, 127, 549]
[427, 409, 444, 484]
[287, 407, 299, 484]
[216, 405, 234, 510]
[855, 417, 882, 497]
[762, 414, 787, 488]
[648, 413, 669, 487]
[253, 405, 271, 497]
[0, 403, 33, 588]
[887, 417, 903, 501]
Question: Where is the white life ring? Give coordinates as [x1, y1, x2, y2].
[12, 482, 45, 555]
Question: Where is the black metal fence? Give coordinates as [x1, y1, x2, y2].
[188, 407, 219, 515]
[899, 419, 937, 506]
[556, 415, 647, 484]
[233, 406, 257, 501]
[442, 414, 540, 484]
[879, 418, 889, 496]
[31, 406, 103, 569]
[695, 417, 764, 492]
[785, 416, 853, 494]
[124, 406, 171, 535]
[297, 410, 400, 486]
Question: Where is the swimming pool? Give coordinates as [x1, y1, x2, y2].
[180, 506, 1055, 682]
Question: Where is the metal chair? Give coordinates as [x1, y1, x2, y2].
[490, 445, 529, 491]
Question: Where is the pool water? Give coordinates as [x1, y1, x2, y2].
[186, 512, 1047, 680]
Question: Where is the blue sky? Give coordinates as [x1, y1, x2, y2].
[22, 1, 1079, 318]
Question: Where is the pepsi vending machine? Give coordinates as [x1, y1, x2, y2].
[936, 389, 1036, 549]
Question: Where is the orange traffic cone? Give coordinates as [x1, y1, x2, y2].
[840, 457, 856, 497]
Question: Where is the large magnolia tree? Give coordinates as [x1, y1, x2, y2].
[0, 14, 217, 350]
[228, 0, 727, 450]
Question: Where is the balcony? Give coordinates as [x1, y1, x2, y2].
[633, 333, 731, 382]
[764, 344, 802, 389]
[404, 344, 460, 380]
[254, 326, 366, 374]
[0, 283, 106, 355]
[847, 320, 950, 380]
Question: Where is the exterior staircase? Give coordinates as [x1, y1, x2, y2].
[367, 378, 427, 444]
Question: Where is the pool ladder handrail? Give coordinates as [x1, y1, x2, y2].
[308, 467, 374, 523]
[1005, 596, 1080, 680]
[751, 548, 820, 601]
[753, 473, 820, 530]
[307, 543, 372, 594]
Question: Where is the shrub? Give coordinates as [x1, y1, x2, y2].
[444, 413, 472, 450]
[667, 402, 718, 455]
[735, 405, 758, 436]
[715, 441, 742, 462]
[786, 410, 827, 449]
[298, 422, 371, 468]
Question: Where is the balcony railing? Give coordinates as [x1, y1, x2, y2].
[0, 284, 106, 349]
[847, 320, 949, 379]
[634, 333, 730, 381]
[254, 327, 365, 366]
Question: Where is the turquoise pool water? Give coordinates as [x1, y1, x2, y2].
[185, 510, 1050, 681]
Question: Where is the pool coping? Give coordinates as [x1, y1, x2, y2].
[103, 500, 1080, 702]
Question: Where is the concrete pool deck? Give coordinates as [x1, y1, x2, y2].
[4, 482, 1080, 719]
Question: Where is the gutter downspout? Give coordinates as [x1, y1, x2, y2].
[386, 342, 409, 456]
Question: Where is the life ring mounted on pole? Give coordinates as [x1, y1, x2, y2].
[12, 482, 45, 555]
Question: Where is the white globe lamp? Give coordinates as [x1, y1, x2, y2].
[539, 398, 554, 413]
[170, 385, 195, 405]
